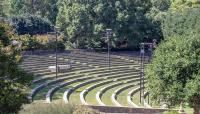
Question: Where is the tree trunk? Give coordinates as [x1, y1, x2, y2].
[193, 106, 200, 114]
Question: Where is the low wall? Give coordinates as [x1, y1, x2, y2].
[88, 105, 167, 114]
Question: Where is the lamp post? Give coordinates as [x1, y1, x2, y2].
[106, 29, 112, 70]
[54, 26, 60, 79]
[48, 26, 60, 79]
[139, 39, 157, 104]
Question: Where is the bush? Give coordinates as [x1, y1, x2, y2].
[19, 102, 101, 114]
[15, 34, 66, 51]
[11, 14, 53, 35]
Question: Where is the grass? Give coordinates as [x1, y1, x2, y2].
[19, 101, 101, 114]
[85, 84, 110, 105]
[53, 81, 84, 100]
[131, 90, 143, 107]
[69, 83, 95, 104]
[101, 85, 120, 106]
[117, 86, 138, 106]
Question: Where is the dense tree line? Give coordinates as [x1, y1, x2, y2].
[56, 0, 161, 49]
[1, 0, 161, 50]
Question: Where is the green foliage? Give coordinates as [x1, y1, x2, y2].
[164, 110, 179, 114]
[56, 0, 160, 49]
[19, 102, 101, 114]
[162, 8, 200, 38]
[0, 22, 33, 113]
[16, 34, 66, 51]
[148, 0, 200, 22]
[11, 14, 53, 35]
[9, 0, 58, 24]
[146, 34, 200, 107]
[0, 0, 11, 17]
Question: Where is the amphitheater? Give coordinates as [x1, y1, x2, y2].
[20, 50, 165, 113]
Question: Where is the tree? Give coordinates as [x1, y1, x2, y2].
[11, 14, 53, 35]
[56, 1, 92, 48]
[9, 0, 58, 24]
[146, 34, 200, 114]
[0, 0, 11, 17]
[162, 8, 200, 38]
[0, 22, 33, 113]
[148, 0, 200, 23]
[56, 0, 158, 49]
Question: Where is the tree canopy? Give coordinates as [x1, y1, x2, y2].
[56, 0, 159, 49]
[146, 34, 200, 110]
[0, 23, 33, 113]
[162, 8, 200, 38]
[1, 0, 162, 50]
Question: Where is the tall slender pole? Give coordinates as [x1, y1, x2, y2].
[140, 44, 145, 104]
[55, 30, 58, 79]
[108, 35, 110, 70]
[142, 49, 145, 105]
[140, 45, 142, 103]
[106, 29, 112, 70]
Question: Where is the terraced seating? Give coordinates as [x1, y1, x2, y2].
[111, 83, 141, 107]
[52, 70, 139, 103]
[33, 65, 134, 84]
[67, 73, 140, 105]
[80, 80, 113, 105]
[46, 76, 96, 103]
[21, 51, 147, 108]
[70, 51, 136, 67]
[96, 77, 141, 106]
[63, 78, 104, 103]
[30, 66, 137, 101]
[127, 86, 145, 107]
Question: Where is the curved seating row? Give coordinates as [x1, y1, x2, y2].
[127, 86, 145, 107]
[77, 75, 140, 105]
[63, 78, 104, 103]
[46, 76, 96, 103]
[54, 72, 139, 103]
[29, 74, 91, 101]
[30, 65, 138, 101]
[32, 65, 134, 84]
[80, 80, 114, 105]
[111, 82, 141, 107]
[96, 78, 141, 106]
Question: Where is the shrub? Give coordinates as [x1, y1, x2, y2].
[73, 105, 101, 114]
[19, 102, 101, 114]
[15, 34, 66, 51]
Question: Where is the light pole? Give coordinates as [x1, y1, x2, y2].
[140, 43, 145, 104]
[48, 26, 60, 79]
[139, 39, 157, 104]
[106, 29, 112, 70]
[54, 26, 60, 79]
